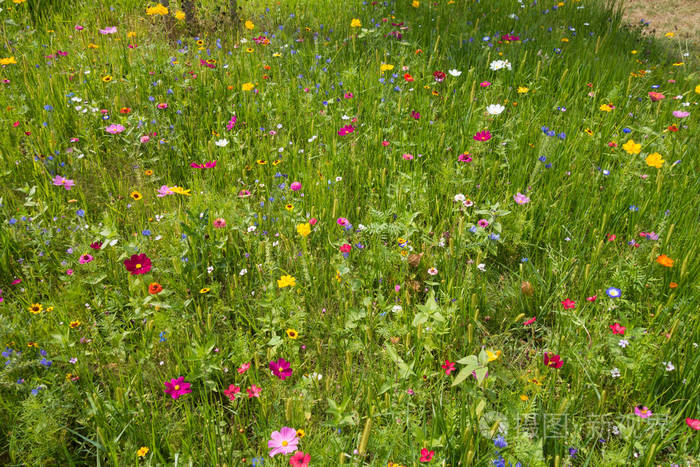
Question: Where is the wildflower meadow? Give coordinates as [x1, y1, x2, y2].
[0, 0, 698, 465]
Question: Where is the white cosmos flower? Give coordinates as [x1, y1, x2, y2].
[448, 69, 462, 77]
[489, 59, 512, 71]
[486, 104, 506, 115]
[214, 138, 229, 147]
[454, 193, 466, 202]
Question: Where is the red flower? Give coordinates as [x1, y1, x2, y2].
[223, 384, 241, 401]
[404, 73, 414, 82]
[89, 241, 103, 249]
[441, 360, 455, 375]
[124, 253, 152, 275]
[668, 124, 678, 132]
[609, 323, 626, 335]
[607, 234, 616, 242]
[586, 295, 597, 302]
[289, 451, 311, 467]
[473, 130, 492, 142]
[686, 418, 700, 430]
[340, 243, 352, 253]
[433, 70, 446, 82]
[561, 298, 576, 309]
[523, 316, 536, 326]
[148, 282, 163, 294]
[419, 448, 435, 462]
[544, 352, 563, 369]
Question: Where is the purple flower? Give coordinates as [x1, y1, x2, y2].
[99, 26, 117, 34]
[672, 110, 689, 118]
[269, 358, 293, 380]
[513, 192, 530, 205]
[105, 124, 125, 134]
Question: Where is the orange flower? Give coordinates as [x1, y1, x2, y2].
[148, 282, 163, 294]
[656, 254, 674, 268]
[669, 282, 678, 289]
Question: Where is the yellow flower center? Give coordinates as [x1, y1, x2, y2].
[135, 264, 142, 269]
[281, 441, 288, 446]
[174, 385, 180, 390]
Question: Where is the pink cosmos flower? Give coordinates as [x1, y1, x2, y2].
[309, 218, 318, 226]
[480, 81, 491, 87]
[157, 185, 174, 197]
[123, 253, 152, 275]
[544, 352, 563, 369]
[672, 110, 690, 118]
[213, 218, 226, 228]
[269, 358, 293, 380]
[337, 217, 349, 226]
[268, 427, 298, 457]
[344, 92, 354, 99]
[411, 110, 421, 120]
[634, 406, 652, 419]
[513, 192, 530, 204]
[419, 448, 435, 462]
[289, 451, 311, 467]
[441, 360, 455, 375]
[473, 130, 492, 141]
[238, 189, 252, 198]
[561, 298, 576, 309]
[290, 182, 302, 191]
[223, 384, 241, 401]
[105, 124, 125, 134]
[99, 26, 117, 34]
[164, 376, 191, 399]
[157, 103, 168, 110]
[75, 25, 84, 31]
[247, 385, 262, 398]
[402, 153, 414, 160]
[52, 175, 75, 190]
[382, 140, 390, 146]
[337, 125, 355, 136]
[238, 362, 251, 374]
[586, 295, 597, 302]
[648, 91, 665, 102]
[458, 153, 472, 162]
[523, 316, 536, 326]
[477, 219, 489, 228]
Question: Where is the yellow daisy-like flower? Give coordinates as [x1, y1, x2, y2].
[130, 191, 143, 200]
[645, 152, 664, 168]
[146, 4, 169, 16]
[88, 43, 99, 49]
[196, 40, 205, 46]
[380, 63, 394, 73]
[28, 303, 43, 314]
[520, 394, 529, 401]
[350, 18, 362, 28]
[296, 429, 306, 438]
[102, 75, 113, 83]
[137, 446, 149, 457]
[199, 288, 210, 294]
[13, 0, 28, 4]
[517, 86, 529, 94]
[69, 320, 82, 329]
[286, 329, 299, 339]
[272, 159, 282, 166]
[622, 139, 641, 155]
[174, 10, 185, 21]
[277, 275, 296, 288]
[664, 32, 674, 38]
[144, 169, 154, 176]
[256, 159, 267, 165]
[169, 186, 191, 196]
[486, 350, 501, 362]
[245, 20, 255, 30]
[246, 48, 254, 53]
[0, 57, 18, 65]
[412, 1, 420, 7]
[599, 104, 613, 112]
[273, 52, 282, 58]
[296, 223, 311, 237]
[127, 31, 137, 38]
[584, 128, 594, 136]
[695, 84, 700, 94]
[242, 82, 255, 91]
[285, 203, 294, 211]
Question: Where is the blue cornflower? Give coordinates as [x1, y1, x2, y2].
[606, 287, 621, 298]
[494, 435, 508, 448]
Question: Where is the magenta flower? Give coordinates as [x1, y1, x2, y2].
[290, 451, 311, 467]
[247, 385, 262, 398]
[79, 254, 94, 264]
[672, 110, 690, 118]
[441, 359, 455, 375]
[634, 406, 652, 419]
[123, 253, 152, 275]
[52, 175, 75, 190]
[513, 192, 530, 205]
[290, 181, 302, 191]
[458, 153, 472, 162]
[269, 358, 293, 380]
[477, 219, 489, 228]
[561, 298, 576, 309]
[99, 26, 117, 34]
[267, 427, 298, 457]
[226, 115, 237, 130]
[340, 243, 352, 253]
[544, 352, 563, 369]
[480, 81, 491, 87]
[157, 185, 174, 197]
[223, 384, 240, 401]
[411, 110, 421, 120]
[609, 323, 626, 335]
[337, 125, 355, 136]
[157, 103, 168, 110]
[164, 376, 191, 399]
[213, 218, 226, 229]
[473, 130, 492, 141]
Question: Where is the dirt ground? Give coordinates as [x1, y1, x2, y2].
[621, 0, 700, 48]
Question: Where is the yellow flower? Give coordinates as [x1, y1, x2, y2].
[144, 169, 154, 176]
[599, 104, 613, 112]
[486, 350, 501, 362]
[517, 86, 529, 94]
[584, 128, 594, 136]
[296, 223, 311, 237]
[102, 75, 113, 83]
[199, 288, 210, 294]
[130, 191, 143, 200]
[127, 31, 137, 38]
[273, 52, 282, 57]
[146, 4, 169, 16]
[13, 0, 27, 4]
[350, 18, 362, 28]
[672, 62, 683, 67]
[29, 303, 43, 314]
[296, 429, 306, 438]
[286, 329, 299, 339]
[277, 275, 296, 288]
[622, 139, 641, 155]
[137, 446, 149, 457]
[169, 186, 191, 196]
[241, 82, 255, 91]
[520, 394, 529, 401]
[174, 10, 185, 20]
[645, 152, 664, 168]
[245, 20, 255, 30]
[631, 50, 637, 55]
[88, 43, 99, 49]
[380, 63, 394, 73]
[69, 320, 82, 329]
[561, 38, 569, 42]
[695, 84, 700, 94]
[0, 57, 17, 65]
[284, 203, 294, 211]
[412, 0, 420, 7]
[664, 32, 675, 38]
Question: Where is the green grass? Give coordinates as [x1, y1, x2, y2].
[0, 0, 698, 465]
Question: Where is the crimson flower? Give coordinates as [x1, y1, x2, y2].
[441, 360, 455, 375]
[340, 243, 352, 253]
[473, 130, 492, 141]
[223, 384, 241, 401]
[686, 418, 700, 430]
[269, 358, 293, 380]
[419, 448, 435, 462]
[523, 316, 536, 326]
[610, 323, 626, 335]
[290, 451, 311, 467]
[544, 352, 563, 369]
[124, 253, 152, 275]
[561, 298, 576, 309]
[433, 70, 446, 82]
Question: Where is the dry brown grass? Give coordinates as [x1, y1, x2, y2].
[621, 0, 700, 47]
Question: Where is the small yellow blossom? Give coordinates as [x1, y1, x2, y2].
[517, 86, 529, 94]
[245, 20, 255, 30]
[277, 275, 296, 288]
[0, 57, 17, 65]
[380, 63, 394, 73]
[645, 152, 664, 168]
[137, 446, 149, 457]
[242, 82, 255, 91]
[296, 223, 311, 237]
[146, 4, 169, 16]
[174, 10, 185, 20]
[350, 18, 362, 28]
[622, 139, 641, 155]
